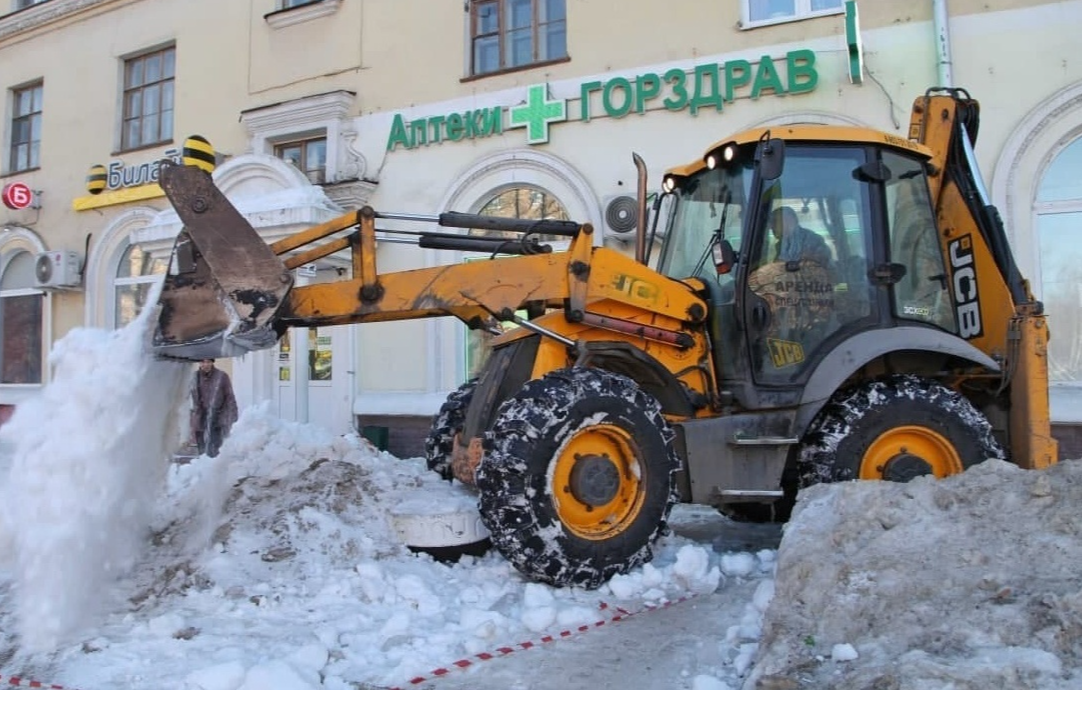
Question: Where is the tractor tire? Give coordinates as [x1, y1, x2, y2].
[796, 374, 1004, 488]
[424, 379, 478, 481]
[476, 367, 680, 589]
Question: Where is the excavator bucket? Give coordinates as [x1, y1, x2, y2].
[150, 162, 293, 361]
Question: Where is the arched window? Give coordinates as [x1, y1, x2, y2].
[471, 185, 569, 241]
[1035, 138, 1082, 396]
[0, 250, 43, 384]
[113, 242, 166, 327]
[465, 186, 570, 378]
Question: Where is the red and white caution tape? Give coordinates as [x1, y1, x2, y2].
[0, 596, 696, 690]
[1, 672, 66, 690]
[401, 594, 696, 688]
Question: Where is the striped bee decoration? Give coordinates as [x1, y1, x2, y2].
[86, 164, 107, 194]
[182, 135, 215, 173]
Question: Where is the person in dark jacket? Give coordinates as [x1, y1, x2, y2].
[189, 358, 239, 458]
[770, 206, 833, 266]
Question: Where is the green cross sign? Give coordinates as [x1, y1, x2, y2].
[508, 83, 567, 144]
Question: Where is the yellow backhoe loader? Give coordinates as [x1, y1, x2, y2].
[150, 88, 1057, 589]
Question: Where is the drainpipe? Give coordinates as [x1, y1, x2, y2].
[933, 0, 953, 87]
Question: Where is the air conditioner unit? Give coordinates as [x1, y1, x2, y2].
[34, 250, 82, 289]
[601, 194, 639, 242]
[602, 193, 664, 243]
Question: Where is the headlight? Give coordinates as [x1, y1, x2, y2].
[705, 142, 738, 170]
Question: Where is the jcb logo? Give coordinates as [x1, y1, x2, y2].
[767, 338, 805, 368]
[612, 274, 659, 304]
[949, 235, 982, 339]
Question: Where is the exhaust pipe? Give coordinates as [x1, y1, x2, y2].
[633, 152, 648, 265]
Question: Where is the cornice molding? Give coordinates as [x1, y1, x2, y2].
[0, 0, 109, 42]
[240, 90, 356, 135]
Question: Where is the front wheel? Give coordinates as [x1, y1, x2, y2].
[424, 379, 477, 481]
[476, 367, 680, 589]
[796, 374, 1004, 488]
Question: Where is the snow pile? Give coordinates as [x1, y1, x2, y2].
[0, 321, 189, 652]
[747, 458, 1082, 689]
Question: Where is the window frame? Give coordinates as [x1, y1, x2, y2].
[14, 0, 50, 9]
[1033, 140, 1082, 397]
[0, 250, 45, 388]
[112, 242, 166, 329]
[264, 0, 340, 28]
[463, 184, 570, 378]
[8, 81, 43, 174]
[468, 0, 568, 78]
[273, 134, 328, 185]
[740, 0, 844, 29]
[120, 44, 176, 153]
[743, 144, 876, 386]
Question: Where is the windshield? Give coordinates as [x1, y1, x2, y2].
[657, 160, 754, 281]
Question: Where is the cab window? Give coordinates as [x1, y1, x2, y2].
[746, 145, 875, 384]
[883, 151, 955, 332]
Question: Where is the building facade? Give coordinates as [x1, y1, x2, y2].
[1, 0, 1080, 457]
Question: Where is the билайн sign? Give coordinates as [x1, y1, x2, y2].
[72, 135, 215, 211]
[387, 49, 818, 152]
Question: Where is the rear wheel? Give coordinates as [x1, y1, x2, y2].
[796, 374, 1003, 488]
[476, 367, 680, 589]
[424, 379, 477, 481]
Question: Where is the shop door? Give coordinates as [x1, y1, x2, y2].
[275, 325, 352, 434]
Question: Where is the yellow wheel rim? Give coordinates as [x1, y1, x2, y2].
[551, 424, 645, 540]
[859, 425, 964, 481]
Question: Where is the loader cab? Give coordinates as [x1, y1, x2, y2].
[657, 135, 955, 406]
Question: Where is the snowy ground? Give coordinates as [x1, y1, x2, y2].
[0, 311, 1080, 690]
[0, 414, 780, 690]
[0, 313, 782, 690]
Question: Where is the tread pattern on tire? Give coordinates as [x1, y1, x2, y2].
[476, 367, 680, 589]
[424, 379, 478, 481]
[796, 373, 1004, 488]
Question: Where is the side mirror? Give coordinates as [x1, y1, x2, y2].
[712, 238, 736, 275]
[756, 137, 786, 181]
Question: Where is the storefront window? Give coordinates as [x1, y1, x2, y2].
[114, 242, 166, 327]
[0, 250, 43, 385]
[309, 327, 332, 381]
[471, 185, 569, 241]
[465, 187, 568, 378]
[1036, 138, 1082, 416]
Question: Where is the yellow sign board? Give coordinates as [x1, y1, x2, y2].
[72, 183, 164, 211]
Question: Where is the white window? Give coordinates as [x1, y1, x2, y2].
[9, 81, 42, 173]
[742, 0, 844, 27]
[266, 0, 340, 28]
[1034, 137, 1082, 419]
[113, 242, 166, 328]
[240, 91, 354, 186]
